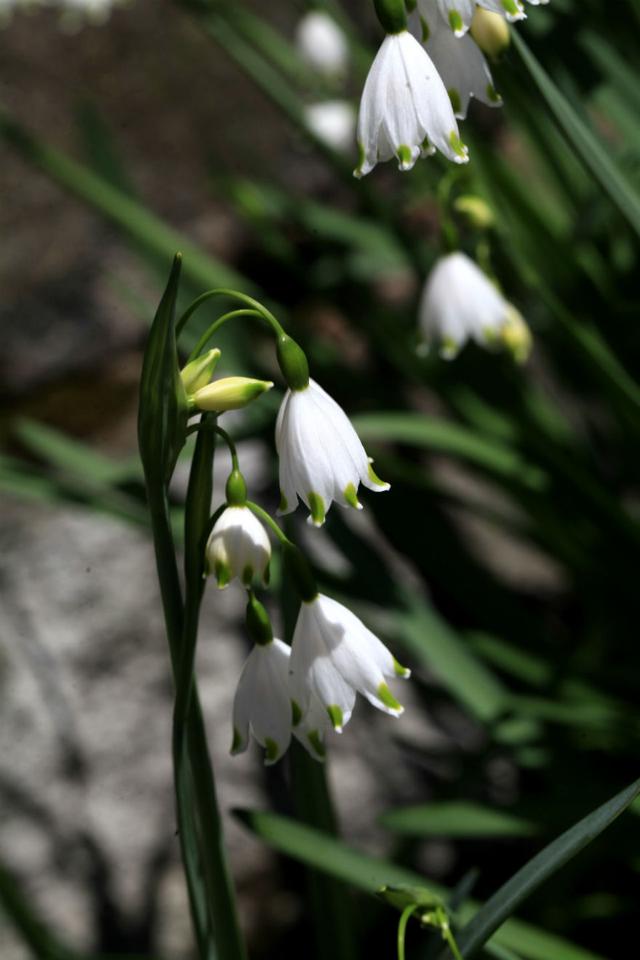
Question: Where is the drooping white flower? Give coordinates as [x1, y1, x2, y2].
[417, 8, 501, 119]
[289, 593, 410, 732]
[275, 378, 389, 527]
[295, 11, 349, 78]
[432, 0, 547, 36]
[354, 29, 469, 177]
[231, 638, 330, 764]
[304, 100, 356, 155]
[418, 251, 528, 359]
[231, 639, 293, 765]
[206, 505, 271, 588]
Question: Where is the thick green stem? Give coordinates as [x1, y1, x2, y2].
[178, 414, 248, 960]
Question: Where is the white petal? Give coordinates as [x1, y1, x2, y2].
[206, 506, 271, 586]
[231, 640, 293, 764]
[314, 595, 407, 716]
[295, 11, 349, 77]
[423, 11, 501, 119]
[432, 0, 477, 34]
[418, 252, 510, 353]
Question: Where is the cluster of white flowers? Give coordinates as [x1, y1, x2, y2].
[231, 594, 410, 765]
[355, 0, 547, 177]
[180, 332, 409, 766]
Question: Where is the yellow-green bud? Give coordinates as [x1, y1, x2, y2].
[453, 195, 495, 230]
[180, 348, 221, 395]
[501, 308, 532, 364]
[191, 376, 273, 412]
[470, 8, 510, 58]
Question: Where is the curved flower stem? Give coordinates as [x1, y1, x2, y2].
[186, 308, 264, 362]
[214, 424, 240, 471]
[177, 287, 285, 344]
[397, 904, 419, 960]
[442, 924, 464, 960]
[246, 500, 292, 547]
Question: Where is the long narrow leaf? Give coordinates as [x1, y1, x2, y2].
[450, 777, 640, 958]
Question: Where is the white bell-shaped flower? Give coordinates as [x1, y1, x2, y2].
[419, 252, 522, 359]
[418, 8, 501, 119]
[433, 0, 547, 36]
[231, 639, 293, 765]
[304, 100, 356, 155]
[275, 378, 389, 527]
[295, 11, 349, 78]
[354, 29, 469, 177]
[289, 593, 410, 732]
[231, 638, 331, 764]
[206, 505, 271, 588]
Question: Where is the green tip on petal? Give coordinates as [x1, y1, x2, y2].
[263, 562, 271, 586]
[307, 730, 326, 760]
[377, 682, 403, 714]
[420, 15, 429, 42]
[279, 491, 288, 513]
[231, 727, 245, 754]
[487, 83, 502, 104]
[396, 144, 414, 170]
[327, 704, 344, 732]
[291, 700, 303, 727]
[344, 482, 362, 510]
[353, 141, 366, 179]
[215, 561, 231, 588]
[448, 88, 462, 115]
[449, 130, 468, 160]
[448, 8, 463, 33]
[440, 337, 460, 360]
[502, 0, 521, 14]
[264, 738, 280, 765]
[393, 657, 411, 678]
[242, 564, 254, 586]
[367, 460, 390, 490]
[307, 491, 326, 527]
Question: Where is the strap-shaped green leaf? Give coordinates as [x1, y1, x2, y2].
[513, 33, 640, 237]
[236, 809, 604, 960]
[448, 776, 640, 958]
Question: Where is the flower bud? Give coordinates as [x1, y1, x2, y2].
[500, 307, 532, 364]
[191, 376, 273, 412]
[453, 195, 495, 230]
[470, 8, 511, 58]
[180, 348, 221, 395]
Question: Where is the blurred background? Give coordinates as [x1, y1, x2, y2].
[1, 0, 639, 958]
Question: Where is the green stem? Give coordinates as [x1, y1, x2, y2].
[179, 415, 248, 960]
[214, 425, 240, 471]
[177, 288, 284, 341]
[246, 500, 291, 546]
[397, 904, 418, 960]
[186, 308, 264, 361]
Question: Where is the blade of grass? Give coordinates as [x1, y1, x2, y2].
[236, 809, 604, 960]
[447, 776, 640, 958]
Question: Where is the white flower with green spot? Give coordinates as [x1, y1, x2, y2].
[354, 29, 469, 177]
[206, 505, 271, 588]
[231, 638, 330, 764]
[275, 378, 389, 527]
[418, 251, 530, 360]
[289, 593, 410, 733]
[417, 7, 501, 119]
[433, 0, 547, 36]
